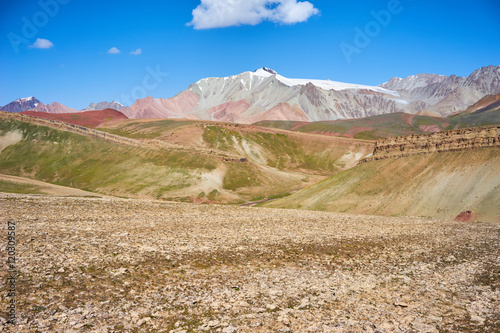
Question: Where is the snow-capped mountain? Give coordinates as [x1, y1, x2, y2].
[3, 66, 499, 122]
[0, 96, 78, 113]
[0, 96, 42, 113]
[121, 65, 500, 123]
[83, 101, 124, 111]
[121, 67, 405, 122]
[252, 67, 398, 94]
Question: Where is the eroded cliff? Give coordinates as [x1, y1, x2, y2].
[361, 125, 500, 162]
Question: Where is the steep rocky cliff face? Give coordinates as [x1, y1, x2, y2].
[363, 125, 500, 162]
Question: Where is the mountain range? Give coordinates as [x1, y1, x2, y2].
[119, 65, 499, 122]
[2, 65, 499, 123]
[0, 98, 123, 114]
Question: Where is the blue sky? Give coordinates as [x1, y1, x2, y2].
[1, 0, 499, 109]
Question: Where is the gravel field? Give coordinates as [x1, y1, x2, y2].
[0, 194, 499, 332]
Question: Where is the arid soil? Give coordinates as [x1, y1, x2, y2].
[1, 194, 499, 332]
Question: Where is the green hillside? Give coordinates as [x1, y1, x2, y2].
[99, 119, 374, 174]
[0, 117, 372, 203]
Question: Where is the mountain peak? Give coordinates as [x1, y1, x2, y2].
[0, 96, 41, 113]
[254, 67, 278, 75]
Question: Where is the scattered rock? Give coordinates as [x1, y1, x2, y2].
[1, 194, 498, 332]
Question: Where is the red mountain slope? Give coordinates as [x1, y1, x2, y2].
[20, 109, 128, 128]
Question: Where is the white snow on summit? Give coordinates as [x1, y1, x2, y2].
[250, 67, 399, 96]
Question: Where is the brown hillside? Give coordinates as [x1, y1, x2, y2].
[265, 126, 500, 222]
[265, 148, 500, 222]
[465, 93, 500, 113]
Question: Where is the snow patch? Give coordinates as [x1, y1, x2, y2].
[250, 68, 399, 96]
[392, 99, 410, 105]
[254, 67, 277, 76]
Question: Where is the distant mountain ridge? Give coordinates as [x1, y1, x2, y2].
[0, 96, 41, 113]
[0, 98, 124, 114]
[2, 66, 499, 123]
[120, 65, 500, 123]
[380, 65, 500, 115]
[0, 96, 79, 114]
[83, 101, 124, 111]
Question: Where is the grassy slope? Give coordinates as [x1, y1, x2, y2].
[0, 179, 44, 194]
[264, 148, 500, 222]
[256, 109, 500, 140]
[99, 119, 374, 176]
[0, 119, 219, 200]
[99, 119, 200, 139]
[447, 107, 500, 128]
[0, 118, 372, 203]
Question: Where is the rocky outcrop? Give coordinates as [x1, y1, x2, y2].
[454, 211, 476, 222]
[361, 125, 500, 163]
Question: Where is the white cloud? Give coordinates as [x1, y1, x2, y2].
[188, 0, 319, 30]
[130, 48, 142, 55]
[108, 47, 120, 54]
[30, 38, 54, 49]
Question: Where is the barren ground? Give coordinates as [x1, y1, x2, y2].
[1, 194, 499, 332]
